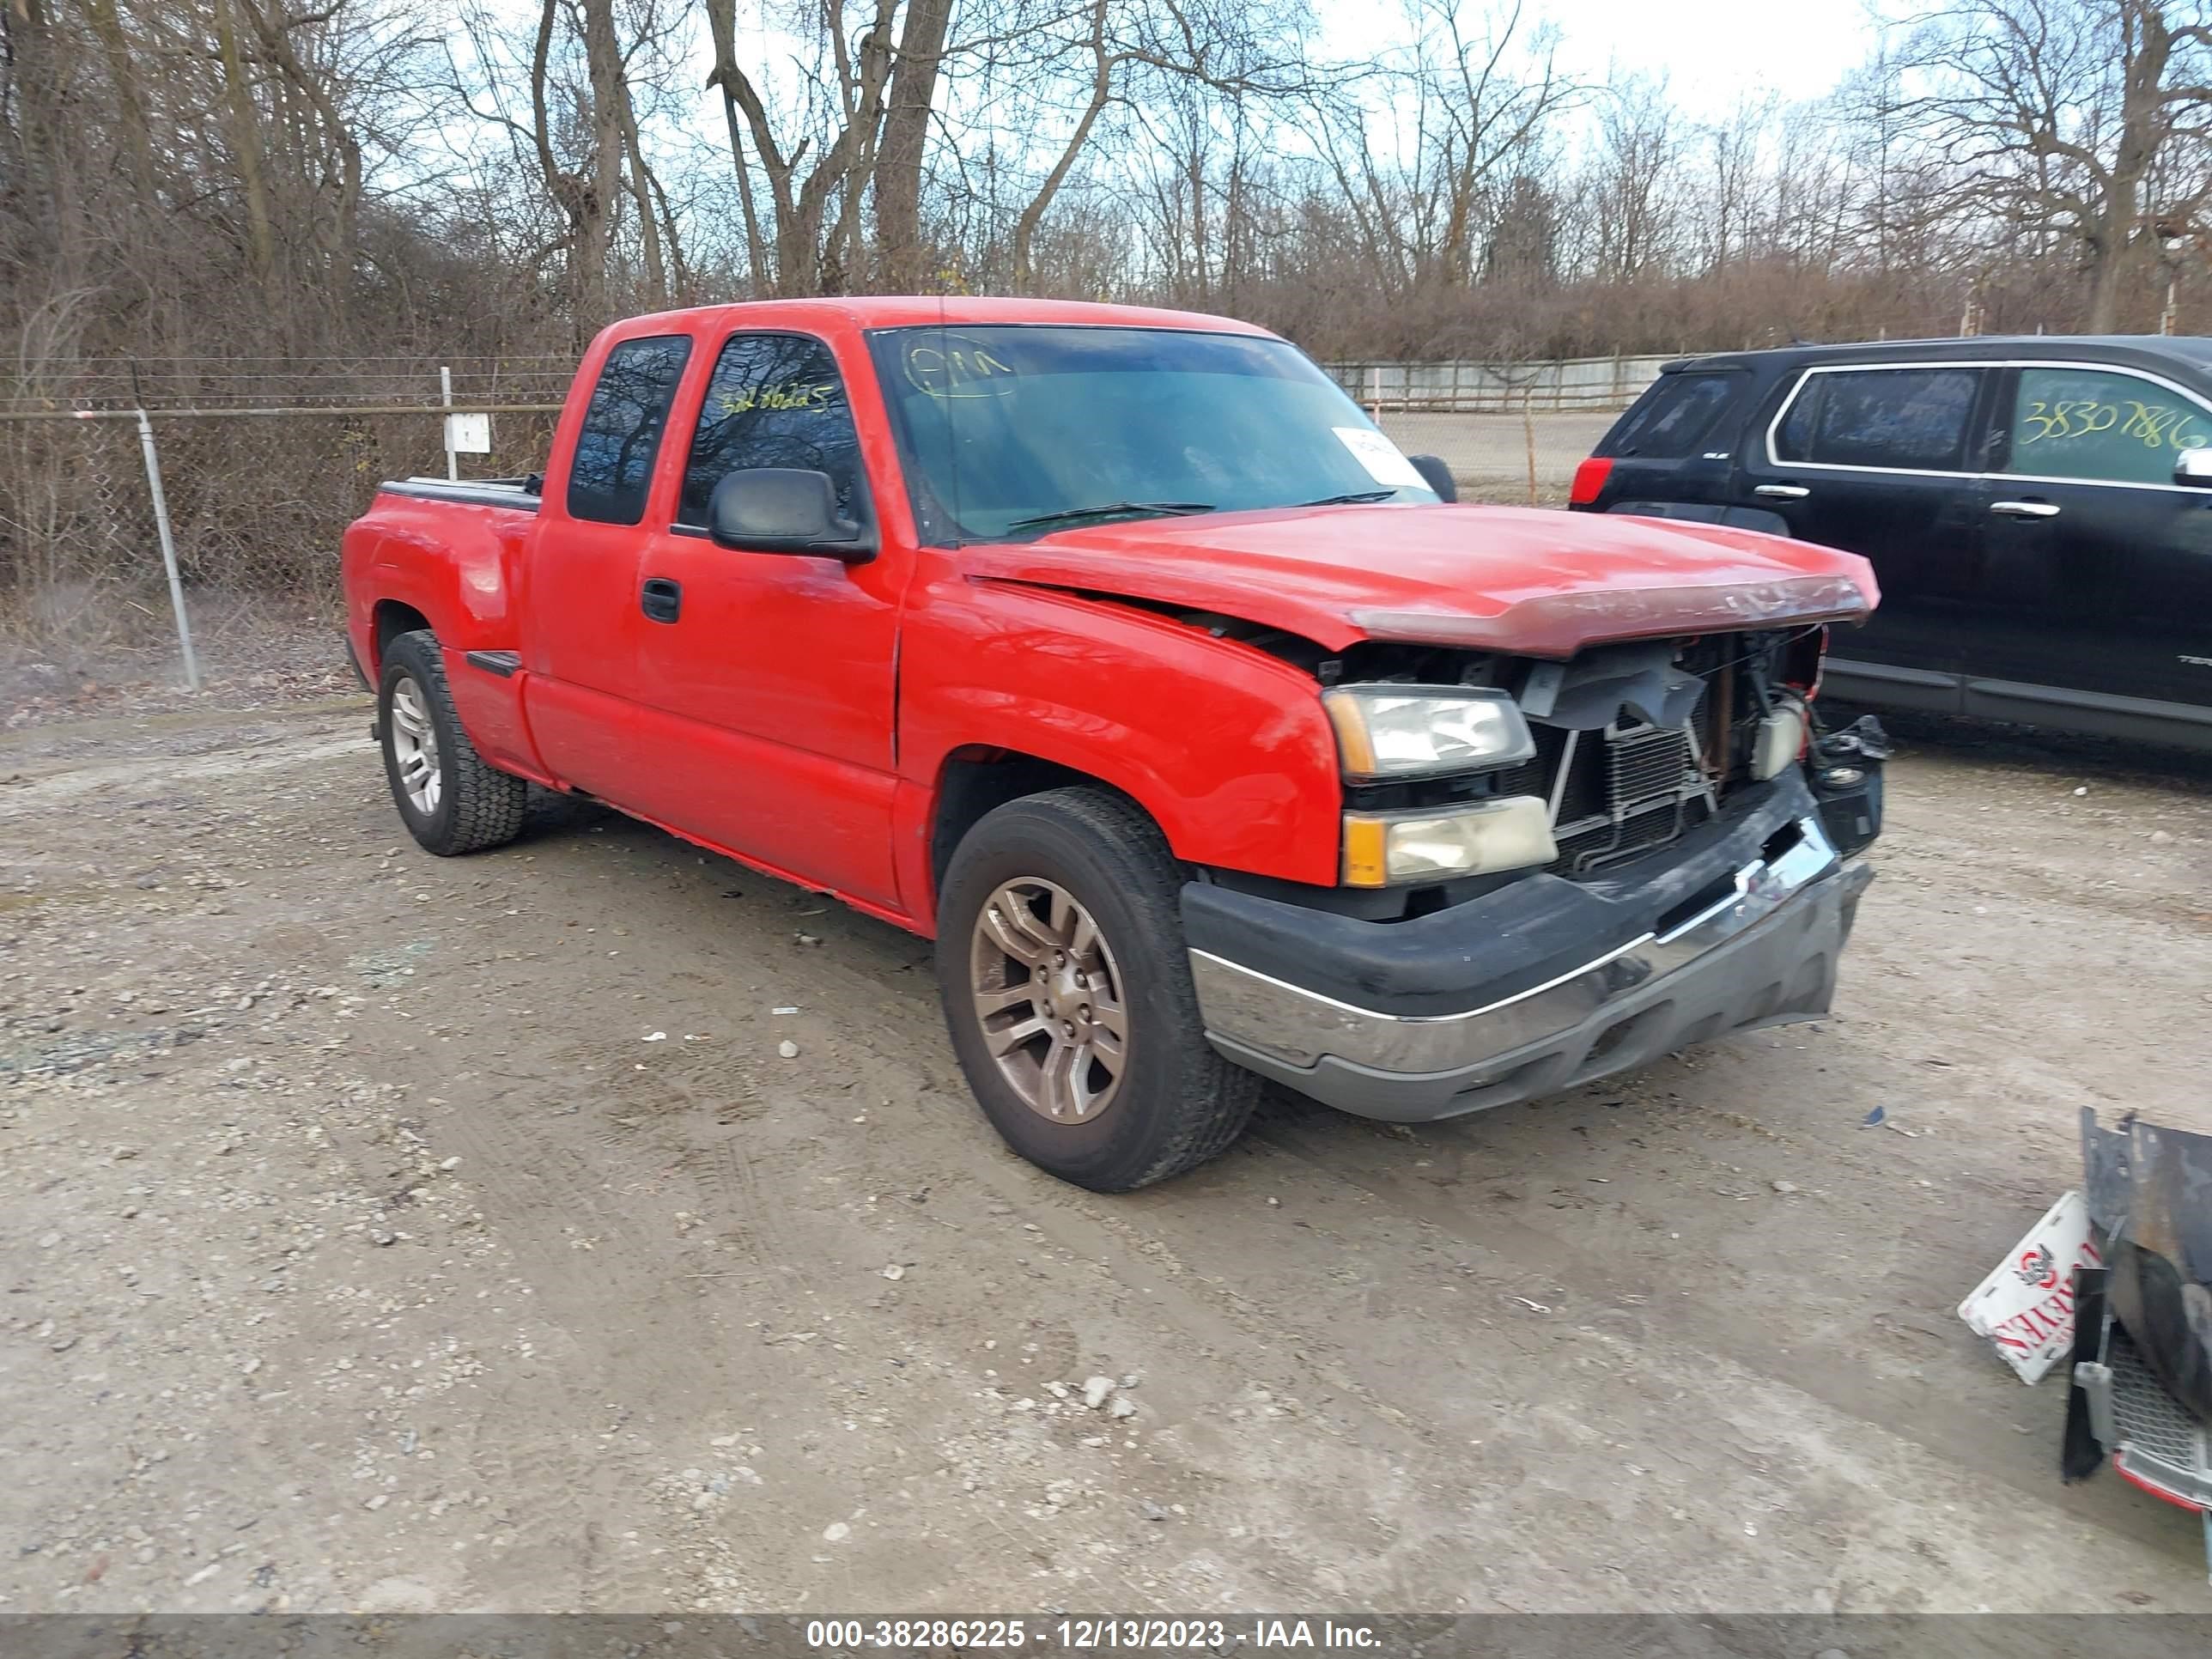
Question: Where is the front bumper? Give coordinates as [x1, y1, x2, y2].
[1186, 773, 1872, 1121]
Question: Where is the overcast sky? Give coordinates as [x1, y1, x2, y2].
[1318, 0, 1880, 118]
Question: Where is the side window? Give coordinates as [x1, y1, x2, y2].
[678, 333, 866, 527]
[566, 335, 693, 525]
[1775, 376, 1825, 459]
[2006, 366, 2212, 485]
[1602, 372, 1742, 459]
[1774, 368, 1982, 471]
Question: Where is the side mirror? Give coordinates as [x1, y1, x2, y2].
[1408, 453, 1458, 503]
[708, 468, 875, 560]
[2174, 447, 2212, 489]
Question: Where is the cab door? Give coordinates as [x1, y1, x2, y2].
[1732, 363, 1990, 712]
[1968, 362, 2212, 724]
[619, 328, 908, 908]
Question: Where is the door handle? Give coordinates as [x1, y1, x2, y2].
[641, 576, 682, 623]
[1990, 500, 2061, 519]
[1753, 483, 1809, 499]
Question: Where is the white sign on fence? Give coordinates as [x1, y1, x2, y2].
[445, 411, 491, 454]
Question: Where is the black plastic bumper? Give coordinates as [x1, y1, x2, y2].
[1182, 769, 1876, 1121]
[1183, 769, 1828, 1021]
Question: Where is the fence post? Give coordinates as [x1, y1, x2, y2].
[441, 365, 458, 481]
[1522, 387, 1538, 507]
[131, 408, 200, 692]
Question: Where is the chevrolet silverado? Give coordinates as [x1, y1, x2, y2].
[342, 297, 1886, 1190]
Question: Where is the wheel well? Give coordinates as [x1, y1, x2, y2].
[373, 601, 432, 671]
[931, 749, 1141, 895]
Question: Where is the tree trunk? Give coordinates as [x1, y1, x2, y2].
[621, 93, 669, 307]
[785, 0, 898, 294]
[874, 0, 954, 289]
[237, 0, 362, 327]
[702, 0, 771, 292]
[7, 0, 71, 256]
[2087, 0, 2174, 333]
[78, 0, 158, 207]
[210, 0, 277, 291]
[578, 0, 628, 325]
[1013, 0, 1115, 294]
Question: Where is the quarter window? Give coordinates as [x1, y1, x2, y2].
[2005, 366, 2212, 485]
[566, 335, 693, 525]
[1775, 368, 1982, 472]
[1604, 372, 1741, 459]
[678, 333, 866, 527]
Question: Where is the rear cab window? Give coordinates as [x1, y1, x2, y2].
[567, 334, 694, 525]
[1599, 371, 1745, 459]
[1771, 366, 1984, 472]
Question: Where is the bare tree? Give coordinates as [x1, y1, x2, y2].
[874, 0, 956, 287]
[1892, 0, 2212, 331]
[1582, 75, 1678, 283]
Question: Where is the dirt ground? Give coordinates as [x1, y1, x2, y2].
[4, 681, 2212, 1617]
[1371, 410, 1617, 502]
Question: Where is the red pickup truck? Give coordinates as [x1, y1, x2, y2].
[343, 297, 1886, 1191]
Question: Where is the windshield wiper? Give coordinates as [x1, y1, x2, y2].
[1006, 500, 1217, 532]
[1294, 488, 1400, 507]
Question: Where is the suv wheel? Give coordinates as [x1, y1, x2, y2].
[935, 787, 1260, 1191]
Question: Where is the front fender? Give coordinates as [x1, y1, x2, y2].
[899, 579, 1343, 904]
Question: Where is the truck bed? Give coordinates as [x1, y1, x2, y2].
[380, 476, 542, 514]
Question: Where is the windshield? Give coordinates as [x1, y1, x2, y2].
[864, 325, 1437, 543]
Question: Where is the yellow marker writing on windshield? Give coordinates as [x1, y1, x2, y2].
[904, 336, 1018, 399]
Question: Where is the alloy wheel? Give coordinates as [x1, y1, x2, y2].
[388, 676, 442, 817]
[968, 878, 1129, 1123]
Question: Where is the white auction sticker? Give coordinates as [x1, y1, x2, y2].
[1332, 426, 1426, 489]
[1956, 1189, 2102, 1384]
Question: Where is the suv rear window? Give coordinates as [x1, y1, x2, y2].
[1774, 367, 1982, 472]
[1601, 372, 1741, 459]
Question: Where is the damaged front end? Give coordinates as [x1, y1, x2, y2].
[1183, 621, 1882, 1122]
[1313, 621, 1887, 890]
[2067, 1109, 2212, 1562]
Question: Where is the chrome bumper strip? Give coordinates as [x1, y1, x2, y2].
[1190, 816, 1850, 1076]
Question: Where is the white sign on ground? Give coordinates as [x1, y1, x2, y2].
[1957, 1190, 2102, 1384]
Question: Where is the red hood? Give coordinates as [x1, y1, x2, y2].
[957, 502, 1878, 658]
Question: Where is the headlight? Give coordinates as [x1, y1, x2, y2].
[1342, 797, 1558, 887]
[1323, 684, 1536, 781]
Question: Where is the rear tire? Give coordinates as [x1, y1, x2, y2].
[934, 787, 1260, 1191]
[378, 629, 528, 856]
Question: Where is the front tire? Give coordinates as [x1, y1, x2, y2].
[377, 629, 527, 856]
[934, 787, 1260, 1191]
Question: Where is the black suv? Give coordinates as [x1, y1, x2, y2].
[1570, 337, 2212, 750]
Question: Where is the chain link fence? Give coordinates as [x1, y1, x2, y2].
[1, 362, 566, 688]
[1, 355, 1650, 690]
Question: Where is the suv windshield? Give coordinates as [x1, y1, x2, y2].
[865, 325, 1437, 542]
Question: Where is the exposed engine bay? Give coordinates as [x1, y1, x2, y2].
[1184, 615, 1883, 890]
